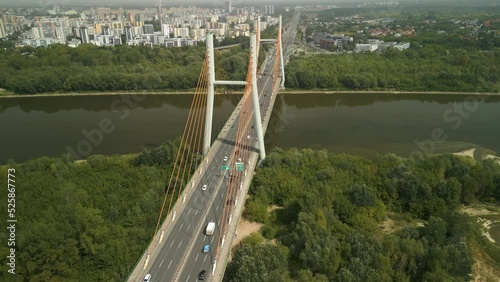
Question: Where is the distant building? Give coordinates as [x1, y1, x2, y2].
[68, 39, 81, 48]
[144, 24, 154, 34]
[394, 42, 410, 50]
[355, 44, 378, 52]
[225, 1, 232, 13]
[173, 27, 189, 38]
[264, 5, 275, 15]
[314, 32, 327, 45]
[124, 25, 133, 41]
[320, 34, 353, 50]
[161, 24, 170, 37]
[79, 26, 89, 43]
[0, 22, 6, 38]
[102, 25, 111, 35]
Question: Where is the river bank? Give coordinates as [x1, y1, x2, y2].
[1, 89, 499, 98]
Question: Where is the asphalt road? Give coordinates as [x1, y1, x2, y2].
[140, 12, 301, 282]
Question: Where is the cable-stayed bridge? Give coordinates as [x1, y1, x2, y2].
[128, 12, 300, 282]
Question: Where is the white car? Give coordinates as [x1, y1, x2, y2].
[143, 274, 151, 282]
[223, 156, 228, 162]
[202, 184, 207, 191]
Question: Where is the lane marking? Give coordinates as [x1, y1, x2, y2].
[186, 275, 190, 282]
[195, 254, 199, 262]
[159, 259, 164, 268]
[180, 223, 184, 230]
[195, 210, 198, 215]
[187, 224, 191, 230]
[169, 240, 174, 248]
[216, 204, 219, 211]
[178, 240, 183, 248]
[204, 255, 208, 262]
[168, 260, 173, 269]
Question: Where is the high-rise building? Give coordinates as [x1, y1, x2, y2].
[264, 5, 275, 15]
[0, 22, 5, 39]
[225, 1, 232, 13]
[124, 25, 133, 41]
[161, 24, 170, 38]
[102, 25, 111, 35]
[158, 0, 163, 21]
[144, 24, 154, 34]
[79, 26, 89, 43]
[173, 27, 189, 38]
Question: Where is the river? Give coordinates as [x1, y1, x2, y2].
[0, 93, 499, 163]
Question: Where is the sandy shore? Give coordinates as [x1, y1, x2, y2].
[453, 148, 476, 159]
[485, 155, 500, 163]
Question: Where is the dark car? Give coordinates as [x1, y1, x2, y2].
[198, 270, 206, 280]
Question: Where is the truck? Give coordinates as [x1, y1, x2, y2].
[205, 222, 215, 236]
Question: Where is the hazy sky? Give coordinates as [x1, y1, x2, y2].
[1, 0, 350, 8]
[0, 0, 493, 8]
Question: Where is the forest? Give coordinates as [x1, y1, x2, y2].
[1, 143, 499, 281]
[225, 148, 500, 281]
[0, 39, 257, 95]
[0, 140, 182, 281]
[284, 48, 500, 92]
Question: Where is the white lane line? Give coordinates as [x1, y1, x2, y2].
[159, 259, 164, 268]
[216, 204, 219, 211]
[195, 210, 198, 215]
[169, 240, 174, 248]
[186, 275, 190, 282]
[187, 208, 191, 215]
[211, 237, 214, 243]
[202, 197, 205, 202]
[168, 260, 173, 269]
[195, 254, 199, 261]
[187, 224, 191, 230]
[195, 196, 198, 202]
[178, 240, 183, 248]
[204, 255, 208, 262]
[180, 223, 184, 230]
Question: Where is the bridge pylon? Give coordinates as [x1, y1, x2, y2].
[202, 32, 266, 160]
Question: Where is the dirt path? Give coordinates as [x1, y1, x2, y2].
[231, 218, 263, 248]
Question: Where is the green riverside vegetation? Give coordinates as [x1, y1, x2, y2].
[0, 140, 182, 281]
[0, 38, 259, 95]
[1, 144, 499, 281]
[285, 49, 500, 92]
[225, 148, 500, 281]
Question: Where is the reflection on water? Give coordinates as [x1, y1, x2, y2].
[266, 93, 500, 158]
[1, 93, 499, 163]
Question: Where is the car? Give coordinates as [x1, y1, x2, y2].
[223, 156, 228, 162]
[198, 270, 206, 280]
[238, 158, 241, 162]
[143, 274, 151, 282]
[224, 174, 229, 179]
[202, 184, 207, 191]
[203, 245, 210, 253]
